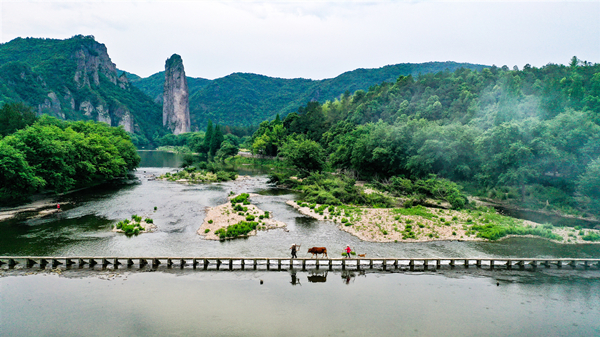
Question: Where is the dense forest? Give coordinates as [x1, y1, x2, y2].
[249, 58, 600, 216]
[0, 103, 140, 203]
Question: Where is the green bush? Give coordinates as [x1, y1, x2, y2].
[245, 214, 255, 221]
[263, 211, 269, 218]
[208, 219, 213, 224]
[582, 233, 600, 242]
[215, 221, 259, 239]
[231, 193, 250, 204]
[144, 218, 153, 224]
[204, 228, 210, 233]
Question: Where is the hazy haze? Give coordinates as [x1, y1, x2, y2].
[1, 1, 599, 80]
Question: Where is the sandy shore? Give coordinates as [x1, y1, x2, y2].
[198, 193, 286, 240]
[286, 201, 600, 244]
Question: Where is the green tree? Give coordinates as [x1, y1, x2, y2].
[576, 157, 600, 213]
[209, 124, 224, 156]
[0, 102, 37, 137]
[280, 137, 326, 174]
[203, 120, 213, 154]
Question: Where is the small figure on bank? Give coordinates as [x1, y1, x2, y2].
[345, 245, 352, 258]
[290, 244, 298, 258]
[57, 203, 61, 212]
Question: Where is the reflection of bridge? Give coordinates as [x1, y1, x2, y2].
[2, 256, 600, 271]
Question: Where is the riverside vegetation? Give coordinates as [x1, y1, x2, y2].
[237, 57, 600, 243]
[0, 104, 140, 204]
[247, 58, 600, 220]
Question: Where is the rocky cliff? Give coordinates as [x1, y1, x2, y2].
[162, 54, 190, 135]
[0, 35, 165, 145]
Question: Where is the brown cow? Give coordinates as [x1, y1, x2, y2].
[307, 247, 328, 258]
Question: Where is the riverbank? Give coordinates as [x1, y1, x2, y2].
[198, 193, 286, 240]
[286, 200, 600, 244]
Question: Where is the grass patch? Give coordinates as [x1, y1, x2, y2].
[214, 221, 259, 239]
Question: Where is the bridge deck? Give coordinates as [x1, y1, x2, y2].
[1, 256, 599, 271]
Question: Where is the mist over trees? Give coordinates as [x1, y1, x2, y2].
[249, 58, 600, 216]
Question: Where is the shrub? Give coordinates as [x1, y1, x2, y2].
[341, 218, 348, 223]
[154, 206, 157, 211]
[204, 228, 210, 233]
[263, 211, 270, 218]
[144, 218, 153, 224]
[582, 233, 600, 242]
[231, 193, 250, 204]
[131, 214, 142, 222]
[208, 219, 213, 224]
[246, 215, 255, 221]
[215, 221, 259, 239]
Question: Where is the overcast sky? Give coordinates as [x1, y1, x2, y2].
[1, 1, 599, 80]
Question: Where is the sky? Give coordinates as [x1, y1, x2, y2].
[1, 1, 599, 80]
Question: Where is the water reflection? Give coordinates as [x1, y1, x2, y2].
[341, 270, 366, 285]
[290, 270, 302, 286]
[307, 270, 328, 283]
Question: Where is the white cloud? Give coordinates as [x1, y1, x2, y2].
[2, 1, 598, 79]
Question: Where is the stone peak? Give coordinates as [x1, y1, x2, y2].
[165, 54, 183, 68]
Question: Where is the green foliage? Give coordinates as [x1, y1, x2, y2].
[0, 115, 139, 202]
[181, 63, 488, 128]
[231, 193, 250, 204]
[0, 102, 38, 137]
[115, 216, 146, 236]
[250, 59, 600, 217]
[582, 233, 600, 242]
[214, 221, 259, 239]
[393, 206, 435, 219]
[204, 228, 210, 233]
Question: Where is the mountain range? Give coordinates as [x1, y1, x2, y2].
[0, 35, 488, 143]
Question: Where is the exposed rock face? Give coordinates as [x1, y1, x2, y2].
[162, 54, 190, 135]
[38, 92, 64, 118]
[73, 40, 118, 88]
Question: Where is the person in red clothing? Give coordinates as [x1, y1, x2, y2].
[345, 245, 352, 258]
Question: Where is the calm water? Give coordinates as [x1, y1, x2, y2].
[2, 268, 599, 336]
[2, 151, 600, 336]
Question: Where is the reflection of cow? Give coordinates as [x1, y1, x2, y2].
[307, 247, 328, 258]
[307, 271, 328, 283]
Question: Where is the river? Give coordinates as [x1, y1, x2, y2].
[1, 151, 599, 336]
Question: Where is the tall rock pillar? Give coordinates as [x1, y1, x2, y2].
[163, 54, 190, 134]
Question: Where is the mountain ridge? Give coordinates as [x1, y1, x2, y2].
[129, 61, 488, 129]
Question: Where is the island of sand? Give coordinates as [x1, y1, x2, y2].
[286, 200, 600, 244]
[199, 193, 286, 240]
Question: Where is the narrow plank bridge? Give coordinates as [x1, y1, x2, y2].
[2, 256, 599, 271]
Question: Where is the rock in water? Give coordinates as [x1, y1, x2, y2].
[163, 54, 190, 135]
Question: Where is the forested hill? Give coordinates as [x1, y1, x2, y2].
[129, 61, 487, 129]
[0, 35, 167, 146]
[251, 59, 600, 216]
